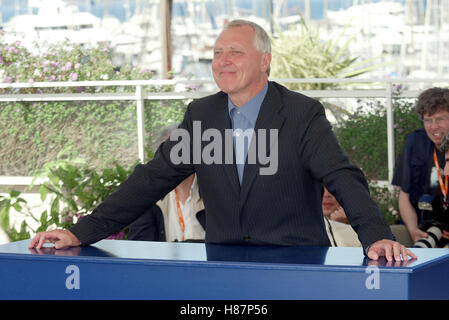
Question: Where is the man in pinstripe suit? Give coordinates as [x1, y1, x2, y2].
[30, 20, 416, 261]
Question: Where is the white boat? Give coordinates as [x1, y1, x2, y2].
[2, 0, 448, 79]
[2, 0, 115, 49]
[321, 1, 449, 78]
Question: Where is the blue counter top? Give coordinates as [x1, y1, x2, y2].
[0, 239, 447, 299]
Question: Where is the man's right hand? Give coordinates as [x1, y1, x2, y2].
[29, 229, 81, 249]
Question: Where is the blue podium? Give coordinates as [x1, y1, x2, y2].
[0, 239, 448, 300]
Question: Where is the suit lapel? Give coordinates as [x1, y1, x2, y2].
[206, 83, 285, 200]
[208, 93, 241, 196]
[240, 82, 285, 204]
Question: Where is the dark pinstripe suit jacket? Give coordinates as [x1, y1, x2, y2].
[70, 81, 393, 251]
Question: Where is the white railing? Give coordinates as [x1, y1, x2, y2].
[1, 77, 448, 187]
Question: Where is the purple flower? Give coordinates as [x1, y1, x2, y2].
[48, 75, 56, 81]
[70, 72, 78, 81]
[75, 213, 85, 221]
[65, 61, 72, 70]
[393, 123, 399, 128]
[74, 63, 81, 69]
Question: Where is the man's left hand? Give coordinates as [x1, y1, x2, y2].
[367, 239, 417, 261]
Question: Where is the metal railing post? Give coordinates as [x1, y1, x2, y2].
[385, 81, 395, 183]
[136, 85, 146, 163]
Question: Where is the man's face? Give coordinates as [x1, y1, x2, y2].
[212, 25, 271, 105]
[423, 110, 449, 148]
[322, 187, 339, 217]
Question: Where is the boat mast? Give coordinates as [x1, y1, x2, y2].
[160, 0, 172, 79]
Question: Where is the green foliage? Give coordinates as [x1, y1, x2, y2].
[0, 101, 137, 175]
[0, 157, 138, 241]
[38, 157, 137, 219]
[369, 184, 400, 225]
[334, 96, 422, 180]
[0, 39, 153, 93]
[334, 87, 422, 223]
[145, 99, 187, 150]
[0, 37, 188, 176]
[0, 99, 187, 176]
[271, 20, 387, 90]
[0, 37, 188, 240]
[0, 190, 29, 239]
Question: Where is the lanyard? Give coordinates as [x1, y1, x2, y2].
[433, 148, 448, 200]
[174, 189, 185, 241]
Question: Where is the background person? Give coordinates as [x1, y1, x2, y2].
[128, 173, 205, 242]
[322, 186, 361, 247]
[322, 186, 350, 224]
[128, 125, 205, 242]
[428, 131, 449, 244]
[323, 186, 415, 247]
[393, 87, 449, 243]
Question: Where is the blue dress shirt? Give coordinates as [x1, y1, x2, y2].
[228, 83, 268, 184]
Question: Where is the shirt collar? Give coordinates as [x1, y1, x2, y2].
[227, 83, 268, 126]
[190, 174, 200, 203]
[171, 174, 200, 205]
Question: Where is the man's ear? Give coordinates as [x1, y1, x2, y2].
[261, 52, 272, 74]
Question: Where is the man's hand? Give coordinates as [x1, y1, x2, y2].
[29, 229, 81, 250]
[329, 206, 350, 224]
[367, 239, 417, 261]
[408, 227, 428, 243]
[442, 230, 449, 240]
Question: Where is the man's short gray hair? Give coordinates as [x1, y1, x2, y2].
[223, 19, 271, 54]
[158, 123, 179, 146]
[221, 19, 271, 76]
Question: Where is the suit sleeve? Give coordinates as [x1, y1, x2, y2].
[128, 205, 165, 241]
[69, 106, 195, 245]
[300, 101, 394, 250]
